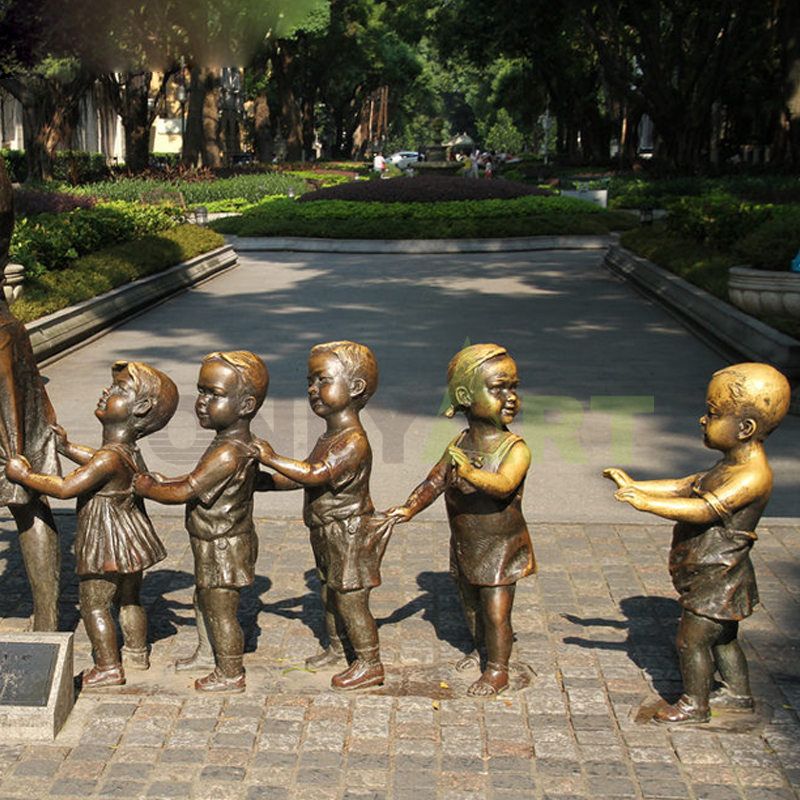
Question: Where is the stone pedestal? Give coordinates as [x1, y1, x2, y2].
[0, 632, 74, 741]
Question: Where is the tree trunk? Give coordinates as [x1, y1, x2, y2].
[20, 101, 53, 182]
[201, 69, 222, 168]
[121, 72, 151, 173]
[273, 47, 303, 161]
[301, 94, 316, 160]
[182, 67, 205, 167]
[253, 94, 273, 163]
[1, 73, 87, 182]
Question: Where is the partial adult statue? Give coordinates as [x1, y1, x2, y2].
[0, 158, 61, 631]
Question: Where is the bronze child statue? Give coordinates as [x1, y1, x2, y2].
[135, 351, 269, 693]
[604, 363, 791, 724]
[6, 361, 178, 688]
[388, 343, 535, 696]
[253, 341, 394, 691]
[0, 159, 61, 631]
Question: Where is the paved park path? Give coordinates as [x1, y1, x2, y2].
[0, 247, 797, 800]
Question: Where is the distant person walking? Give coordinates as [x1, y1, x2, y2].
[373, 152, 386, 173]
[484, 156, 494, 179]
[469, 149, 480, 178]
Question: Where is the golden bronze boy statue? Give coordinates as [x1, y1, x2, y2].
[135, 351, 270, 693]
[254, 341, 394, 691]
[605, 363, 791, 723]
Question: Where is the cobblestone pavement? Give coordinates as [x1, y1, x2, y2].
[0, 513, 798, 800]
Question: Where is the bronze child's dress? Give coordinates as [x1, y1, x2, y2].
[75, 442, 166, 575]
[441, 430, 535, 588]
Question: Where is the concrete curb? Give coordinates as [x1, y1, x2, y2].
[27, 245, 237, 362]
[603, 244, 800, 378]
[228, 234, 616, 254]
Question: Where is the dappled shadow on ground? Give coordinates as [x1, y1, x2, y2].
[42, 249, 800, 514]
[562, 595, 682, 698]
[379, 570, 473, 656]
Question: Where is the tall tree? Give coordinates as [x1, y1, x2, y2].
[0, 0, 94, 180]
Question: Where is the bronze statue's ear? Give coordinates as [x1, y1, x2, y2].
[738, 418, 757, 440]
[239, 395, 256, 416]
[350, 378, 366, 398]
[455, 386, 471, 408]
[133, 398, 152, 417]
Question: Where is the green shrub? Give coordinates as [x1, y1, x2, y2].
[11, 224, 224, 322]
[733, 205, 800, 271]
[10, 201, 181, 275]
[212, 194, 636, 238]
[666, 193, 772, 249]
[1, 149, 27, 182]
[284, 170, 352, 188]
[52, 151, 109, 184]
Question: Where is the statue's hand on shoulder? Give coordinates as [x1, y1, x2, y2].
[50, 424, 69, 453]
[251, 437, 276, 466]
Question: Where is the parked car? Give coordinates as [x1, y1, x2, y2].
[389, 151, 420, 170]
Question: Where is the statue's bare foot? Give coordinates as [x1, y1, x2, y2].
[467, 665, 508, 697]
[455, 652, 480, 672]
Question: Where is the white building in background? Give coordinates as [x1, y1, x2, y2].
[0, 86, 126, 163]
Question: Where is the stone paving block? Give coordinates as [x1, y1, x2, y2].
[245, 787, 289, 800]
[96, 779, 147, 799]
[48, 778, 99, 795]
[639, 778, 692, 798]
[693, 787, 745, 800]
[200, 765, 246, 782]
[146, 783, 193, 799]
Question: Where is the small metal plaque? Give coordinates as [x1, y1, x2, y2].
[0, 642, 58, 707]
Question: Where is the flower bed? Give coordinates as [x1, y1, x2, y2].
[297, 175, 551, 203]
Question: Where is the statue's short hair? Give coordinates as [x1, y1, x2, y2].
[112, 361, 179, 437]
[445, 343, 508, 418]
[202, 351, 269, 416]
[310, 341, 378, 410]
[711, 362, 791, 437]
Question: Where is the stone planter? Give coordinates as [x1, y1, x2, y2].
[728, 266, 800, 319]
[561, 188, 608, 209]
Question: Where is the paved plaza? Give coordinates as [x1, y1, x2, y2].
[0, 247, 798, 799]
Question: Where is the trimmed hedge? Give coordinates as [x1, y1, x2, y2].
[10, 201, 182, 275]
[1, 149, 109, 184]
[11, 224, 225, 323]
[212, 194, 636, 238]
[609, 175, 800, 209]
